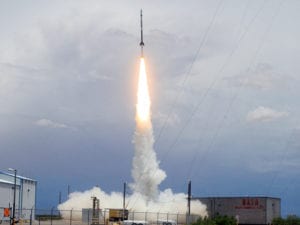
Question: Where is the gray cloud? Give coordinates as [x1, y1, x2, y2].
[226, 63, 290, 90]
[35, 118, 68, 129]
[246, 106, 289, 122]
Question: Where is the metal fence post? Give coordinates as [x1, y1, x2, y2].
[70, 209, 73, 225]
[51, 207, 54, 225]
[87, 209, 90, 225]
[30, 208, 33, 225]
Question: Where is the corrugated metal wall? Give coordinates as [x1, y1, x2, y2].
[0, 172, 36, 220]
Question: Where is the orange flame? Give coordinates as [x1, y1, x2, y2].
[136, 57, 151, 122]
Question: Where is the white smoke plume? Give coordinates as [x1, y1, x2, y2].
[131, 106, 167, 200]
[130, 57, 166, 201]
[58, 186, 207, 219]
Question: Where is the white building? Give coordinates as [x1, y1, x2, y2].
[0, 171, 36, 221]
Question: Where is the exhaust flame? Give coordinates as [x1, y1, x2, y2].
[131, 57, 166, 201]
[136, 57, 150, 122]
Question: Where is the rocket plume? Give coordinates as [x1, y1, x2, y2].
[57, 57, 207, 220]
[57, 11, 207, 219]
[57, 57, 207, 218]
[131, 57, 166, 201]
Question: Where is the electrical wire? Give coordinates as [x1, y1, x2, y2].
[154, 0, 224, 148]
[186, 0, 286, 192]
[127, 0, 224, 210]
[160, 0, 269, 165]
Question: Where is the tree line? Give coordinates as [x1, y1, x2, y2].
[272, 215, 300, 225]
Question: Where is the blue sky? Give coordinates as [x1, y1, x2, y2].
[0, 0, 299, 216]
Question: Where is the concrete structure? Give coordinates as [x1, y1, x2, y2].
[0, 171, 36, 221]
[195, 197, 280, 225]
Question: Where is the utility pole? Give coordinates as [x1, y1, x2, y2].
[187, 180, 191, 225]
[59, 191, 62, 204]
[8, 168, 17, 225]
[123, 182, 126, 221]
[67, 185, 71, 197]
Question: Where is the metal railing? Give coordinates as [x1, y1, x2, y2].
[0, 208, 200, 225]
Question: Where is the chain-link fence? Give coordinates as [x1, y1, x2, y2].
[0, 208, 200, 225]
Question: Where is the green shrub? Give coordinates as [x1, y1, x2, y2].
[191, 215, 236, 225]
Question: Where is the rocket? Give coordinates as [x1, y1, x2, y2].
[140, 9, 144, 56]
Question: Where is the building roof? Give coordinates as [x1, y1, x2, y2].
[0, 178, 14, 185]
[0, 171, 36, 182]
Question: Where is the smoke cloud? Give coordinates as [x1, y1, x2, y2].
[58, 186, 207, 218]
[131, 118, 167, 201]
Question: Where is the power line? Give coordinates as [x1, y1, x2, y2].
[160, 0, 269, 165]
[127, 1, 224, 209]
[186, 0, 286, 188]
[202, 0, 290, 197]
[154, 0, 224, 148]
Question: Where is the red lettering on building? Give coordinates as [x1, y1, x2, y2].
[235, 198, 263, 210]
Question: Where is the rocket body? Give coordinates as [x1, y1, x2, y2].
[140, 9, 144, 56]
